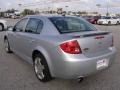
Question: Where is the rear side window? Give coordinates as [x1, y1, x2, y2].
[49, 17, 97, 34]
[25, 18, 43, 34]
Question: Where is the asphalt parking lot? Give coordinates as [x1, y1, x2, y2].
[0, 19, 120, 90]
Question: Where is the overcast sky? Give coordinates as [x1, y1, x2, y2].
[0, 0, 120, 14]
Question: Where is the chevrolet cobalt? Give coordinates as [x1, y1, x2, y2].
[4, 15, 116, 82]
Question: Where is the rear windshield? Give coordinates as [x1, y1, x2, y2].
[49, 17, 97, 34]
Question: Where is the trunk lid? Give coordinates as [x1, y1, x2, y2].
[64, 31, 112, 55]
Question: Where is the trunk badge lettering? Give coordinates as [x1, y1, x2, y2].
[83, 48, 89, 52]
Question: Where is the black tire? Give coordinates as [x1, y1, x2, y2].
[33, 53, 52, 82]
[108, 21, 111, 25]
[0, 23, 4, 31]
[4, 38, 12, 53]
[116, 21, 120, 25]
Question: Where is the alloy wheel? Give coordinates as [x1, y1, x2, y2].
[34, 57, 45, 79]
[4, 39, 9, 52]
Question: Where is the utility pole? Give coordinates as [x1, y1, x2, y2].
[18, 4, 22, 11]
[96, 4, 101, 15]
[65, 6, 69, 14]
[106, 0, 109, 16]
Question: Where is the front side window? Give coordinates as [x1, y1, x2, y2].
[25, 18, 43, 34]
[49, 17, 97, 34]
[14, 18, 28, 32]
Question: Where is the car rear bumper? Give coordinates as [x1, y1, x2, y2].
[53, 47, 116, 79]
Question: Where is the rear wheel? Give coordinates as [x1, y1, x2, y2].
[4, 38, 12, 53]
[0, 24, 4, 31]
[116, 21, 120, 25]
[33, 53, 52, 82]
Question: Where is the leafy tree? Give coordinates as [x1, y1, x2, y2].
[0, 12, 4, 17]
[35, 10, 39, 14]
[22, 9, 35, 16]
[106, 12, 110, 16]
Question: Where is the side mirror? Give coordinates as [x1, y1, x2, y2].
[7, 26, 14, 31]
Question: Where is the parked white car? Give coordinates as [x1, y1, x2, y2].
[0, 19, 7, 31]
[97, 16, 120, 25]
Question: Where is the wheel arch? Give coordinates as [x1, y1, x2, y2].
[32, 47, 54, 76]
[0, 23, 4, 28]
[0, 22, 4, 26]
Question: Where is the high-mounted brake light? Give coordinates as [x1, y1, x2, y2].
[60, 40, 82, 54]
[95, 36, 104, 39]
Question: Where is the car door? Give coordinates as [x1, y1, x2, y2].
[8, 18, 28, 53]
[16, 18, 44, 62]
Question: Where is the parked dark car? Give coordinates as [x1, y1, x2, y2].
[82, 16, 101, 24]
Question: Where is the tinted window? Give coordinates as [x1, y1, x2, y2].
[112, 17, 117, 19]
[25, 18, 43, 34]
[94, 16, 100, 19]
[49, 17, 97, 34]
[101, 16, 111, 19]
[106, 17, 111, 19]
[14, 18, 28, 32]
[101, 16, 106, 19]
[36, 20, 43, 33]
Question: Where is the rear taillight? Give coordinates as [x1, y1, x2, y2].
[111, 36, 114, 47]
[60, 40, 82, 54]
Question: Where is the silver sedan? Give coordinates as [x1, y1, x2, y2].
[4, 15, 116, 82]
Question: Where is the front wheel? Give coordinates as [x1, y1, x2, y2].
[33, 53, 52, 82]
[4, 38, 12, 53]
